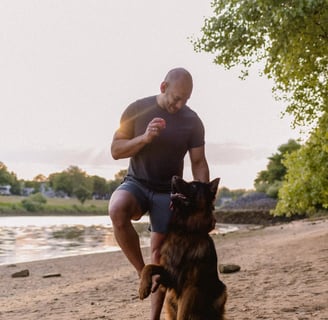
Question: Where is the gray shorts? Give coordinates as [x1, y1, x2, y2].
[116, 176, 172, 233]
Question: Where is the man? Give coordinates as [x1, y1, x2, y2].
[108, 67, 210, 320]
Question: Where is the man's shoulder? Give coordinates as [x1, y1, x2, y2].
[181, 105, 201, 119]
[134, 95, 157, 107]
[123, 95, 157, 115]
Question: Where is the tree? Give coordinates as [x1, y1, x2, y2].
[216, 186, 248, 206]
[33, 174, 47, 182]
[114, 169, 128, 181]
[193, 0, 328, 215]
[254, 139, 301, 198]
[74, 186, 92, 205]
[49, 172, 73, 196]
[49, 166, 93, 201]
[91, 175, 108, 199]
[0, 162, 12, 185]
[0, 162, 21, 194]
[193, 0, 328, 127]
[108, 169, 128, 197]
[24, 175, 47, 193]
[274, 113, 328, 215]
[21, 193, 47, 212]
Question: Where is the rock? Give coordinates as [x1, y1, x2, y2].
[7, 264, 17, 268]
[219, 264, 241, 274]
[11, 269, 30, 278]
[42, 273, 61, 278]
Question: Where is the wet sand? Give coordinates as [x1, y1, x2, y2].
[0, 218, 327, 319]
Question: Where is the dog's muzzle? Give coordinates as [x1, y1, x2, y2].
[170, 192, 190, 210]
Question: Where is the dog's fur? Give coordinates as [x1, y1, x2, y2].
[139, 176, 227, 319]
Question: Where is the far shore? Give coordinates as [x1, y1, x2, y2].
[0, 211, 108, 217]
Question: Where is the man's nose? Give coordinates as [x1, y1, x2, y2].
[175, 101, 184, 109]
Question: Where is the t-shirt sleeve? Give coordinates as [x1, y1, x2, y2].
[117, 102, 137, 138]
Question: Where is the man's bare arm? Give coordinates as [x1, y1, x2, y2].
[111, 131, 149, 160]
[189, 146, 210, 182]
[111, 117, 166, 160]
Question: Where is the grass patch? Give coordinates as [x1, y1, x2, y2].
[0, 195, 108, 216]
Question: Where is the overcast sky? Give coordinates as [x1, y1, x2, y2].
[0, 0, 300, 189]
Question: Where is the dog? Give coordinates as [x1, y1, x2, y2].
[139, 176, 227, 319]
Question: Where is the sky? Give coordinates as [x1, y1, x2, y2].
[0, 0, 301, 190]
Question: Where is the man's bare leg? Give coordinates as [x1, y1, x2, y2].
[150, 232, 167, 320]
[108, 190, 145, 275]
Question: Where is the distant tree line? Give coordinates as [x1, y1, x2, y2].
[254, 139, 301, 198]
[0, 162, 126, 204]
[2, 135, 327, 214]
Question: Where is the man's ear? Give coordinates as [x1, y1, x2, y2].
[160, 81, 168, 93]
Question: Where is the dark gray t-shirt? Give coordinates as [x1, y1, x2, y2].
[118, 95, 205, 192]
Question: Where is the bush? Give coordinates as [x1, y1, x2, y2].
[21, 193, 47, 212]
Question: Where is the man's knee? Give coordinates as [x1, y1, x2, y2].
[108, 190, 142, 228]
[108, 205, 125, 228]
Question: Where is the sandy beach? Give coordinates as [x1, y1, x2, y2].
[1, 218, 327, 320]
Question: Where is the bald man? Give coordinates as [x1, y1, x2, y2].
[109, 67, 210, 320]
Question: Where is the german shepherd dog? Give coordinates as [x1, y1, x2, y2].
[139, 176, 227, 319]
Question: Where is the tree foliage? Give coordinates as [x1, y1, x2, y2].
[0, 161, 127, 203]
[114, 169, 128, 181]
[49, 166, 93, 203]
[21, 193, 47, 212]
[254, 139, 301, 198]
[193, 0, 328, 127]
[193, 0, 328, 215]
[0, 162, 13, 185]
[74, 186, 92, 205]
[0, 161, 21, 194]
[91, 175, 108, 199]
[216, 186, 248, 206]
[108, 169, 128, 195]
[274, 113, 328, 215]
[47, 166, 127, 202]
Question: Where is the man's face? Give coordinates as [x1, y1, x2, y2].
[161, 80, 192, 114]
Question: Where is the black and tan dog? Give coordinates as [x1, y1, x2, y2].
[139, 176, 227, 319]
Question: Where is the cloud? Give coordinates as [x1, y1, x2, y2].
[2, 142, 271, 174]
[205, 142, 270, 165]
[1, 145, 129, 180]
[2, 142, 273, 189]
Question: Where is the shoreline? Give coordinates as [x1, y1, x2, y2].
[0, 217, 247, 266]
[1, 218, 327, 319]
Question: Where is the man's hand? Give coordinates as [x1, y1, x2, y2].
[111, 118, 166, 160]
[143, 118, 166, 143]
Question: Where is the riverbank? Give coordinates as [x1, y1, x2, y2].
[0, 216, 244, 266]
[0, 195, 108, 215]
[1, 218, 327, 319]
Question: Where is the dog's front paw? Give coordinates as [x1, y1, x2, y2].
[139, 264, 164, 300]
[139, 278, 152, 300]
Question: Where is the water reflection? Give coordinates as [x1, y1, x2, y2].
[0, 220, 151, 265]
[0, 216, 239, 266]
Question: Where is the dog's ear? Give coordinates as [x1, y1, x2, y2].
[209, 178, 220, 195]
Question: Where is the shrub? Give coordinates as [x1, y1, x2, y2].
[21, 193, 47, 212]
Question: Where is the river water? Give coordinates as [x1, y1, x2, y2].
[0, 216, 239, 265]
